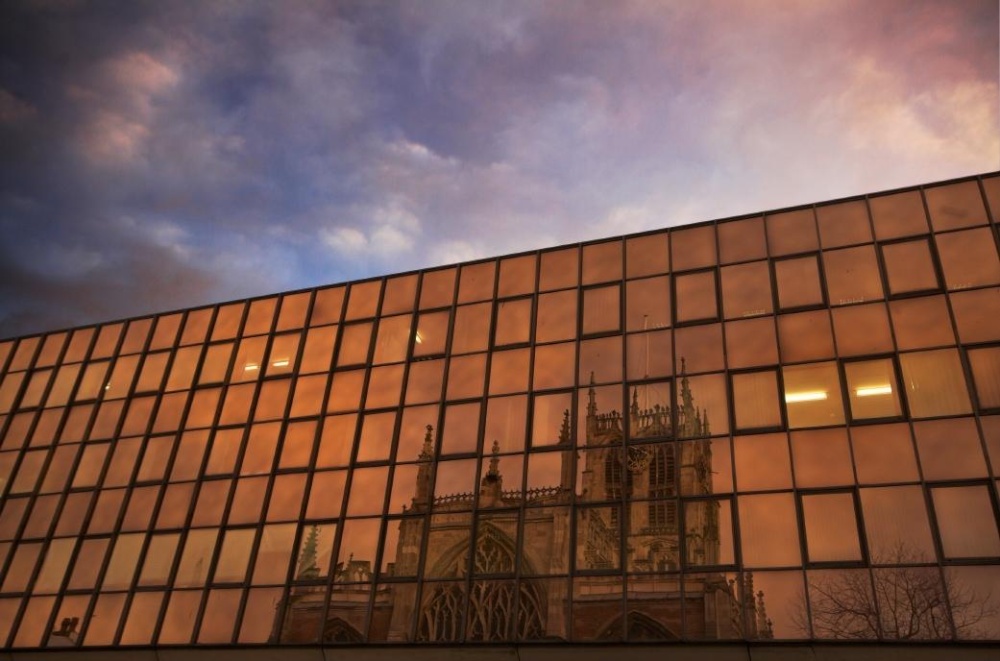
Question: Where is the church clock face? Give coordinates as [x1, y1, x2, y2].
[627, 445, 651, 472]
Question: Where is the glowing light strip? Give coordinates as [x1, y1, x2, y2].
[271, 359, 290, 368]
[785, 391, 828, 403]
[855, 385, 892, 397]
[243, 363, 260, 372]
[414, 332, 423, 344]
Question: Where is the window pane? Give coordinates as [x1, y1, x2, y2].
[882, 239, 940, 295]
[102, 533, 145, 590]
[420, 268, 457, 309]
[252, 524, 295, 584]
[414, 311, 449, 357]
[777, 310, 834, 363]
[582, 240, 622, 285]
[494, 298, 532, 346]
[931, 486, 1000, 559]
[407, 358, 445, 403]
[358, 411, 395, 462]
[851, 423, 920, 484]
[823, 245, 883, 305]
[337, 323, 372, 367]
[671, 225, 716, 271]
[869, 190, 929, 240]
[625, 381, 671, 441]
[721, 261, 772, 319]
[139, 534, 180, 586]
[951, 288, 1000, 344]
[925, 180, 988, 230]
[677, 373, 728, 438]
[583, 285, 620, 334]
[575, 506, 621, 570]
[484, 395, 527, 454]
[626, 330, 671, 380]
[373, 314, 412, 364]
[890, 295, 955, 350]
[579, 336, 622, 385]
[441, 403, 479, 455]
[674, 271, 717, 323]
[626, 232, 669, 278]
[327, 370, 365, 413]
[970, 346, 1000, 409]
[539, 247, 578, 292]
[861, 486, 935, 562]
[913, 418, 987, 481]
[738, 493, 800, 567]
[211, 303, 244, 341]
[34, 538, 74, 593]
[243, 297, 276, 336]
[899, 348, 971, 417]
[175, 528, 218, 587]
[936, 227, 1000, 290]
[489, 348, 529, 395]
[381, 274, 417, 315]
[791, 428, 854, 488]
[775, 256, 824, 309]
[674, 323, 724, 374]
[732, 371, 781, 430]
[831, 303, 894, 357]
[734, 433, 791, 491]
[83, 592, 125, 645]
[817, 199, 872, 248]
[725, 317, 778, 369]
[782, 362, 845, 428]
[458, 261, 495, 303]
[802, 493, 861, 563]
[120, 318, 152, 354]
[533, 342, 575, 390]
[845, 358, 902, 420]
[766, 208, 818, 256]
[199, 343, 233, 384]
[625, 276, 670, 332]
[317, 414, 356, 468]
[452, 303, 491, 354]
[345, 280, 381, 320]
[277, 291, 311, 330]
[718, 217, 767, 263]
[535, 290, 577, 343]
[214, 528, 254, 583]
[158, 590, 200, 643]
[498, 254, 536, 297]
[305, 471, 346, 519]
[311, 286, 345, 326]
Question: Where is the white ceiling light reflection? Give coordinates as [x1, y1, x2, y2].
[855, 385, 892, 397]
[784, 391, 828, 403]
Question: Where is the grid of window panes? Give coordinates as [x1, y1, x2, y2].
[1, 174, 999, 647]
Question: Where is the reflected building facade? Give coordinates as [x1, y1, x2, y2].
[1, 173, 1000, 652]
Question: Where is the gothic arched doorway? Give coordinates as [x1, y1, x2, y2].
[417, 523, 545, 641]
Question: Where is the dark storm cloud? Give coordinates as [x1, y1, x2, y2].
[0, 0, 996, 337]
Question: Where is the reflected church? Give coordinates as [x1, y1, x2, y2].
[277, 369, 773, 642]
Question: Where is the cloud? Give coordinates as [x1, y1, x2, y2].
[0, 89, 36, 123]
[0, 0, 996, 335]
[320, 199, 422, 258]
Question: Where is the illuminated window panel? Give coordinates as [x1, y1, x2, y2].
[781, 362, 845, 429]
[844, 358, 902, 421]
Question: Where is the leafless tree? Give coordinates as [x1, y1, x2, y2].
[796, 545, 998, 640]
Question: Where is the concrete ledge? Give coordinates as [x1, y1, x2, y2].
[4, 643, 1000, 661]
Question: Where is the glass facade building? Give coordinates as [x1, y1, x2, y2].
[1, 173, 1000, 652]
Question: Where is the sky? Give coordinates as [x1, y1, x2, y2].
[0, 0, 997, 338]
